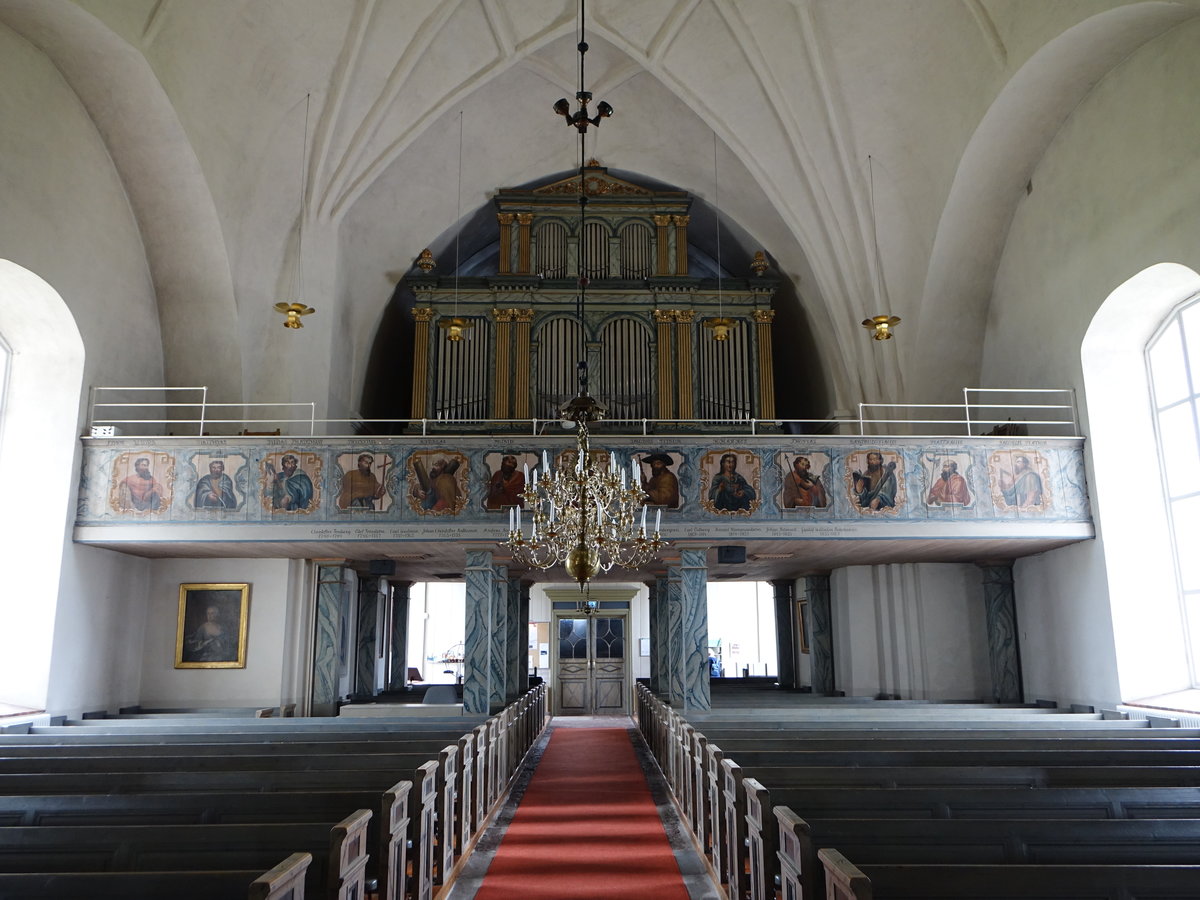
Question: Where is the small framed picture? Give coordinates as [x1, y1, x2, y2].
[175, 583, 250, 668]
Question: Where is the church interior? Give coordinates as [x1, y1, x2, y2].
[3, 1, 1200, 894]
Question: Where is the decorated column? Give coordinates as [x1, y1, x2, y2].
[387, 580, 411, 692]
[490, 563, 509, 713]
[505, 578, 529, 701]
[772, 578, 797, 690]
[463, 550, 495, 715]
[806, 573, 835, 695]
[410, 308, 434, 419]
[516, 213, 534, 274]
[680, 548, 711, 710]
[980, 563, 1024, 703]
[653, 310, 675, 419]
[312, 561, 348, 716]
[672, 214, 690, 275]
[513, 309, 534, 419]
[666, 564, 685, 706]
[653, 214, 672, 275]
[647, 578, 663, 694]
[753, 309, 776, 419]
[354, 576, 384, 699]
[675, 310, 696, 419]
[496, 212, 514, 274]
[492, 308, 514, 418]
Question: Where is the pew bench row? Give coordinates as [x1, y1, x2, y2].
[0, 684, 546, 900]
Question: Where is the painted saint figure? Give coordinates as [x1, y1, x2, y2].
[119, 457, 165, 511]
[640, 453, 680, 508]
[485, 455, 525, 509]
[339, 453, 387, 509]
[272, 454, 314, 511]
[999, 454, 1044, 507]
[853, 451, 897, 511]
[782, 456, 828, 508]
[708, 453, 756, 512]
[194, 459, 238, 509]
[927, 459, 971, 506]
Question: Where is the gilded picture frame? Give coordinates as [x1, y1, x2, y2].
[175, 583, 250, 669]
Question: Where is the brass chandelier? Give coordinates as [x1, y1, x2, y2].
[504, 0, 666, 589]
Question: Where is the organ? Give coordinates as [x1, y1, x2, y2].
[409, 163, 778, 429]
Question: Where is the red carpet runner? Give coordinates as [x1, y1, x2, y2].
[472, 726, 690, 899]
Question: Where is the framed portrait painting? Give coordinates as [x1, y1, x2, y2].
[175, 583, 250, 668]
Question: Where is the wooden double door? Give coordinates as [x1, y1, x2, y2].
[552, 612, 629, 715]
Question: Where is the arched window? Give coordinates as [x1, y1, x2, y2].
[1147, 296, 1200, 677]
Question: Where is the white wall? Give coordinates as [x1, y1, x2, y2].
[982, 17, 1200, 707]
[139, 558, 293, 709]
[832, 563, 990, 700]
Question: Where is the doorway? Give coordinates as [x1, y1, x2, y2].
[552, 612, 629, 715]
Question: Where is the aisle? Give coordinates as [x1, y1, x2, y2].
[459, 718, 709, 899]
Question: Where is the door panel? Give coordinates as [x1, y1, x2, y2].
[552, 613, 629, 715]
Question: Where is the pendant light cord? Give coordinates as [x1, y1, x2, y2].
[295, 93, 311, 302]
[454, 110, 464, 315]
[714, 131, 722, 317]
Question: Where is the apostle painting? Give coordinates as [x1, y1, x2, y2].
[191, 453, 244, 510]
[261, 451, 321, 514]
[336, 451, 392, 511]
[924, 453, 973, 508]
[780, 452, 830, 509]
[637, 452, 681, 509]
[408, 450, 469, 515]
[989, 449, 1051, 512]
[109, 451, 174, 515]
[845, 449, 904, 515]
[700, 449, 761, 516]
[484, 452, 534, 510]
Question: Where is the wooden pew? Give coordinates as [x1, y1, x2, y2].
[0, 811, 370, 900]
[815, 848, 1200, 899]
[748, 783, 1200, 900]
[0, 783, 409, 900]
[0, 850, 312, 900]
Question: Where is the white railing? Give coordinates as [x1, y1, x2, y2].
[84, 385, 1081, 439]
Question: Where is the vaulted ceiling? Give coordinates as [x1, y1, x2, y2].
[3, 0, 1197, 420]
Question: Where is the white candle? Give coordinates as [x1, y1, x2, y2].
[655, 507, 661, 532]
[523, 463, 529, 483]
[549, 501, 556, 523]
[508, 507, 514, 531]
[542, 450, 550, 471]
[640, 505, 647, 535]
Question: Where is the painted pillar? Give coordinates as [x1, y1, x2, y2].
[505, 575, 525, 702]
[680, 548, 711, 711]
[647, 578, 662, 694]
[354, 576, 382, 699]
[513, 309, 534, 420]
[653, 310, 675, 419]
[312, 562, 347, 717]
[387, 580, 411, 691]
[675, 310, 695, 419]
[463, 550, 495, 715]
[806, 573, 835, 695]
[666, 564, 685, 706]
[772, 578, 797, 690]
[496, 212, 514, 274]
[653, 214, 672, 275]
[489, 564, 509, 713]
[492, 308, 514, 418]
[753, 309, 776, 419]
[516, 213, 534, 274]
[410, 308, 434, 419]
[980, 563, 1024, 703]
[672, 214, 690, 275]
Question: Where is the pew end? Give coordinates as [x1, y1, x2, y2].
[250, 851, 313, 900]
[773, 806, 815, 900]
[817, 848, 872, 900]
[330, 808, 373, 900]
